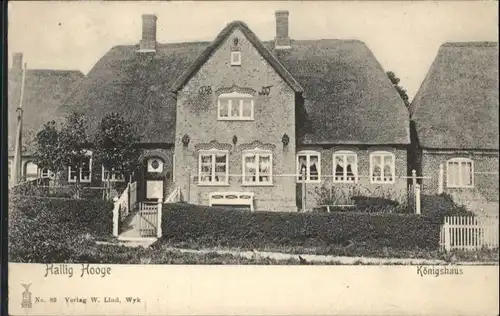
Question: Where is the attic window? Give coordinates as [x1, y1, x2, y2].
[231, 51, 241, 66]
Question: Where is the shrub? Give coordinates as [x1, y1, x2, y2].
[162, 203, 441, 253]
[314, 184, 407, 213]
[9, 196, 113, 262]
[420, 193, 474, 222]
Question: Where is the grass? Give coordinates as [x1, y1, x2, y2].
[153, 238, 499, 263]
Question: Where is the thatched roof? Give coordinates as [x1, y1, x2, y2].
[8, 68, 84, 155]
[410, 42, 499, 150]
[59, 21, 410, 145]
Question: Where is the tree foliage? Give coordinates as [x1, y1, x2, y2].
[387, 71, 410, 108]
[59, 112, 90, 178]
[92, 112, 141, 182]
[33, 120, 63, 175]
[33, 112, 89, 196]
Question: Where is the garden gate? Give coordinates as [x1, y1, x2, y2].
[138, 201, 162, 238]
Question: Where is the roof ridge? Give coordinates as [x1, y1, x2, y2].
[27, 69, 84, 75]
[441, 41, 498, 48]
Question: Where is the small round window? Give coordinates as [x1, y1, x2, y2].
[147, 158, 164, 173]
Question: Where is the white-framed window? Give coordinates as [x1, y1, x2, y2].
[230, 51, 241, 66]
[297, 151, 321, 183]
[25, 161, 38, 181]
[447, 158, 474, 188]
[68, 151, 92, 183]
[217, 92, 254, 121]
[369, 151, 395, 184]
[147, 158, 164, 173]
[333, 151, 358, 183]
[198, 149, 229, 186]
[242, 149, 273, 186]
[102, 166, 125, 182]
[40, 168, 55, 179]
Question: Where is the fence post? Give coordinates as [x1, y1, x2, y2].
[157, 200, 162, 238]
[415, 184, 421, 215]
[112, 198, 119, 237]
[411, 169, 417, 188]
[444, 217, 451, 251]
[438, 164, 444, 195]
[187, 170, 191, 203]
[301, 168, 306, 212]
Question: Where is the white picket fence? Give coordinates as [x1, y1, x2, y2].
[112, 181, 137, 237]
[130, 181, 137, 210]
[440, 216, 499, 251]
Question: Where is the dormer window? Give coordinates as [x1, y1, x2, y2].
[218, 92, 254, 120]
[231, 51, 241, 66]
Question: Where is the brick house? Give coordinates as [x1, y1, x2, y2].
[410, 42, 499, 216]
[8, 53, 84, 185]
[57, 11, 410, 212]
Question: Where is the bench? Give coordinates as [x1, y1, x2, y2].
[208, 192, 255, 211]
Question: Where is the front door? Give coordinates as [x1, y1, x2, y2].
[141, 157, 166, 202]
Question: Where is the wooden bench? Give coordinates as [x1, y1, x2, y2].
[208, 192, 255, 211]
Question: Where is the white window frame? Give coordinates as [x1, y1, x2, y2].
[198, 149, 229, 186]
[446, 158, 474, 188]
[40, 168, 55, 179]
[230, 51, 241, 66]
[242, 148, 273, 186]
[217, 92, 254, 121]
[369, 151, 396, 184]
[332, 151, 358, 183]
[296, 150, 321, 183]
[101, 166, 125, 183]
[68, 151, 92, 183]
[24, 161, 39, 181]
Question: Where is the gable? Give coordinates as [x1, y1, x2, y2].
[171, 21, 303, 94]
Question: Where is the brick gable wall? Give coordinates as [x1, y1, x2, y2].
[174, 27, 297, 212]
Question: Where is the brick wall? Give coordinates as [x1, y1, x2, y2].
[174, 27, 297, 212]
[420, 149, 499, 202]
[296, 146, 408, 209]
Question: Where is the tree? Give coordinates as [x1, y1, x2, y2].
[92, 112, 141, 196]
[387, 71, 410, 108]
[33, 121, 64, 181]
[59, 111, 90, 198]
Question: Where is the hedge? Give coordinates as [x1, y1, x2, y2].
[9, 196, 113, 262]
[420, 194, 474, 220]
[162, 203, 442, 253]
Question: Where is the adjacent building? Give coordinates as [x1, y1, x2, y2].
[410, 42, 499, 216]
[8, 53, 84, 185]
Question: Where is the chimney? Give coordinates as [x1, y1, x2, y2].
[274, 10, 291, 49]
[139, 14, 157, 52]
[12, 53, 23, 70]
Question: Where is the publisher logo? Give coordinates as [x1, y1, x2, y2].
[21, 283, 32, 308]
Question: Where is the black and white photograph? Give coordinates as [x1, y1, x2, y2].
[7, 1, 499, 266]
[5, 1, 499, 313]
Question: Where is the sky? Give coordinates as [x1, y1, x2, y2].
[8, 1, 498, 100]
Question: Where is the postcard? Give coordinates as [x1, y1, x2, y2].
[7, 1, 499, 315]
